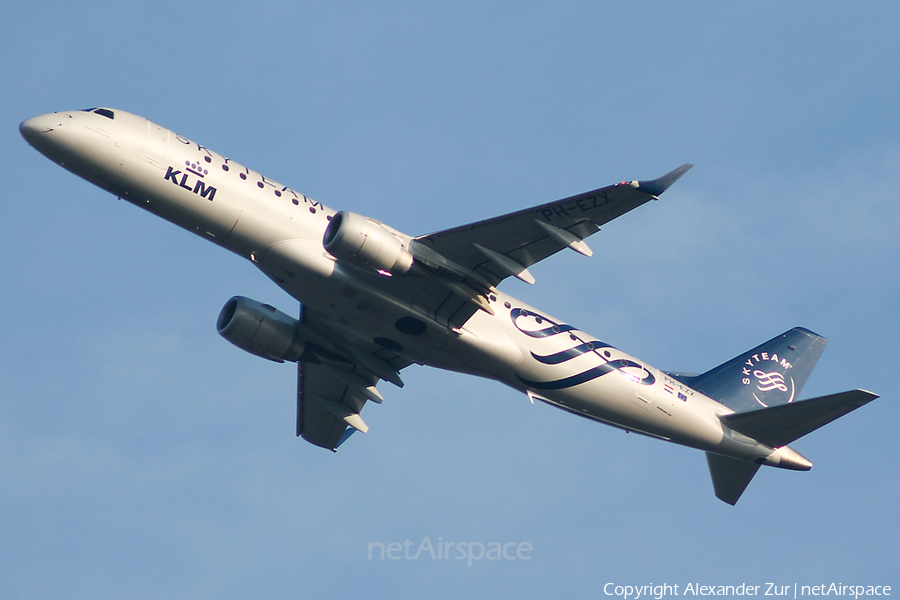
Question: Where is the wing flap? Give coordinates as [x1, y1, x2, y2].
[308, 393, 369, 433]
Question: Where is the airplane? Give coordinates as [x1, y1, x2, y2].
[19, 107, 879, 505]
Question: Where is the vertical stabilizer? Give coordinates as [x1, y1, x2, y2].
[675, 328, 828, 413]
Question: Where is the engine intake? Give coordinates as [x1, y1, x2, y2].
[216, 296, 305, 362]
[323, 211, 413, 275]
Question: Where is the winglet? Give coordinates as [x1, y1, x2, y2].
[637, 163, 693, 197]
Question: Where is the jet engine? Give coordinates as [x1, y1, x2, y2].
[323, 211, 413, 275]
[216, 296, 305, 362]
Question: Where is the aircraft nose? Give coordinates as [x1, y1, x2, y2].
[19, 113, 57, 145]
[19, 113, 73, 159]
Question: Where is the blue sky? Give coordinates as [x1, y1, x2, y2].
[2, 2, 898, 598]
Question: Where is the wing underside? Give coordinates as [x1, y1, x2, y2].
[297, 360, 372, 450]
[295, 308, 411, 451]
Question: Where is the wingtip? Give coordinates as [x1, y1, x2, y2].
[637, 163, 694, 196]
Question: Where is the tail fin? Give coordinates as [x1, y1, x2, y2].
[674, 327, 828, 413]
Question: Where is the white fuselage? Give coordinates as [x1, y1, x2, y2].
[19, 108, 809, 469]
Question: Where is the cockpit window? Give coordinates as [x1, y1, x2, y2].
[80, 108, 98, 112]
[93, 108, 115, 119]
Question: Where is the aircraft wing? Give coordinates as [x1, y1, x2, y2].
[296, 308, 411, 451]
[412, 164, 692, 289]
[297, 360, 373, 450]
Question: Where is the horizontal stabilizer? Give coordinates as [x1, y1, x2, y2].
[706, 452, 761, 505]
[721, 389, 878, 448]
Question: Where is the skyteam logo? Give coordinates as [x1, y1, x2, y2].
[510, 308, 655, 390]
[753, 370, 788, 392]
[742, 352, 795, 406]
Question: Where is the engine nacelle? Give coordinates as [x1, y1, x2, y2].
[323, 211, 413, 275]
[216, 296, 305, 363]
